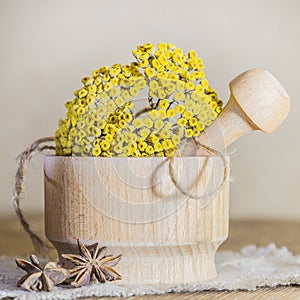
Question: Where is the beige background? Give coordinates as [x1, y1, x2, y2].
[0, 0, 299, 220]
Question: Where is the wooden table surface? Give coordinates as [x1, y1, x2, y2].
[1, 216, 300, 299]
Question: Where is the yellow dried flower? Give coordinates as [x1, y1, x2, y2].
[158, 42, 168, 50]
[92, 147, 102, 156]
[159, 99, 169, 109]
[154, 142, 163, 152]
[132, 118, 144, 129]
[55, 43, 223, 158]
[138, 141, 147, 152]
[175, 105, 185, 114]
[141, 118, 152, 129]
[154, 119, 164, 129]
[177, 118, 187, 126]
[78, 88, 88, 98]
[166, 108, 176, 118]
[145, 145, 155, 155]
[188, 50, 197, 58]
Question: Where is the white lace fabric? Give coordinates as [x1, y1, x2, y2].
[1, 243, 300, 300]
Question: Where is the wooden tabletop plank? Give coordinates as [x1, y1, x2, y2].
[1, 216, 300, 299]
[95, 287, 300, 300]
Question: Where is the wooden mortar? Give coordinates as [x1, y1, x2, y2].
[44, 156, 229, 285]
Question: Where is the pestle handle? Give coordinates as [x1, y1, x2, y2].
[182, 69, 290, 155]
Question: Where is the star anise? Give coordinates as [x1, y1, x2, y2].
[62, 239, 122, 287]
[15, 254, 69, 291]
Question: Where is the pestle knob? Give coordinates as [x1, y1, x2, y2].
[182, 69, 290, 155]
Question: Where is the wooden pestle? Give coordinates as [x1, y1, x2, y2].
[182, 69, 290, 156]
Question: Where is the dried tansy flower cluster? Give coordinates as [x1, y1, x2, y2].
[55, 43, 223, 157]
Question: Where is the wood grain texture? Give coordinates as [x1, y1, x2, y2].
[95, 287, 300, 300]
[183, 69, 290, 156]
[44, 156, 229, 285]
[229, 69, 290, 133]
[1, 218, 300, 299]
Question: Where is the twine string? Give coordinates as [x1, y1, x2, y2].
[168, 137, 229, 201]
[12, 137, 56, 257]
